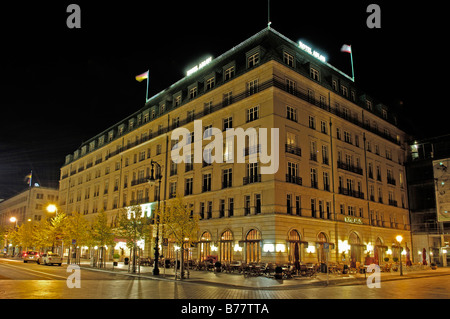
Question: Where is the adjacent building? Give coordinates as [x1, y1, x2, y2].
[58, 27, 411, 265]
[406, 134, 450, 266]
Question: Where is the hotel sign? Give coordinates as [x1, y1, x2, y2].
[298, 41, 326, 63]
[186, 57, 213, 76]
[344, 217, 363, 225]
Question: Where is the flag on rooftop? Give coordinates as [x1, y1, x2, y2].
[340, 44, 352, 54]
[135, 71, 149, 82]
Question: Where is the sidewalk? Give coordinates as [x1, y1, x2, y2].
[78, 259, 450, 290]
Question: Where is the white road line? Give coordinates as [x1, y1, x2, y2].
[0, 261, 67, 280]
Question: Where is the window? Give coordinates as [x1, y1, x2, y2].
[202, 173, 212, 192]
[187, 110, 195, 122]
[200, 202, 205, 219]
[332, 80, 338, 91]
[219, 199, 225, 218]
[247, 79, 259, 95]
[311, 199, 316, 218]
[246, 162, 260, 184]
[189, 87, 197, 99]
[341, 85, 348, 97]
[207, 201, 212, 219]
[244, 195, 251, 215]
[308, 116, 316, 129]
[310, 67, 320, 81]
[296, 196, 301, 215]
[287, 194, 292, 215]
[223, 117, 233, 130]
[246, 106, 259, 122]
[283, 52, 294, 67]
[228, 198, 234, 217]
[255, 194, 261, 214]
[323, 171, 330, 191]
[204, 101, 212, 114]
[322, 145, 329, 164]
[204, 124, 212, 138]
[310, 168, 318, 188]
[156, 144, 162, 155]
[286, 162, 299, 184]
[222, 168, 232, 189]
[224, 66, 235, 81]
[185, 178, 193, 196]
[344, 131, 352, 144]
[247, 52, 259, 68]
[172, 117, 180, 129]
[223, 91, 233, 106]
[286, 106, 297, 122]
[169, 181, 177, 199]
[206, 77, 215, 90]
[320, 120, 327, 134]
[286, 78, 296, 94]
[174, 95, 181, 107]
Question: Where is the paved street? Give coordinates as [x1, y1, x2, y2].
[1, 257, 450, 299]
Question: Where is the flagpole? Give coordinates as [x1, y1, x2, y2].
[146, 70, 149, 102]
[350, 47, 355, 82]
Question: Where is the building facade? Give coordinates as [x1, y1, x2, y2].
[1, 186, 59, 253]
[406, 135, 450, 266]
[0, 186, 59, 227]
[59, 28, 411, 265]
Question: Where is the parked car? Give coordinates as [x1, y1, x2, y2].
[23, 251, 40, 263]
[37, 253, 62, 266]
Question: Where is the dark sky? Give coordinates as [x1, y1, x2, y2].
[0, 1, 447, 199]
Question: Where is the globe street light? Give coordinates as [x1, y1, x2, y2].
[46, 204, 57, 214]
[396, 235, 403, 276]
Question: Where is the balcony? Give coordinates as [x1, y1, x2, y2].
[387, 176, 396, 185]
[285, 144, 301, 156]
[337, 161, 363, 175]
[286, 174, 302, 185]
[243, 174, 261, 185]
[339, 187, 364, 199]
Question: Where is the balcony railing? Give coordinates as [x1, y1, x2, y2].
[337, 161, 363, 175]
[339, 187, 364, 199]
[285, 144, 301, 156]
[243, 174, 261, 185]
[286, 174, 302, 185]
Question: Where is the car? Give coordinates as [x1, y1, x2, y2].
[37, 253, 62, 266]
[23, 251, 40, 263]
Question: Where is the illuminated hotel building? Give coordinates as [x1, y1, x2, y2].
[58, 27, 411, 265]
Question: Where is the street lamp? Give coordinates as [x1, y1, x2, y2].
[396, 235, 403, 276]
[9, 217, 18, 256]
[148, 160, 162, 276]
[46, 204, 58, 214]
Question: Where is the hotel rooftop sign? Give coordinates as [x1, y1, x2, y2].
[298, 41, 326, 63]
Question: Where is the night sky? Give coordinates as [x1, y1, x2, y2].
[0, 1, 447, 199]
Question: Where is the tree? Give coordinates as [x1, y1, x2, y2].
[65, 212, 90, 264]
[162, 197, 199, 279]
[48, 213, 68, 255]
[91, 210, 115, 268]
[116, 205, 152, 273]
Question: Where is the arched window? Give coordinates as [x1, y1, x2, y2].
[245, 229, 261, 263]
[317, 232, 328, 263]
[288, 229, 301, 263]
[220, 230, 233, 262]
[199, 231, 212, 261]
[375, 237, 384, 264]
[349, 232, 361, 263]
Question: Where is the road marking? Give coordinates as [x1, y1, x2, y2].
[0, 261, 67, 280]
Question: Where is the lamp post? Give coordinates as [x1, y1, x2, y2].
[9, 217, 17, 256]
[396, 235, 403, 276]
[148, 160, 162, 276]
